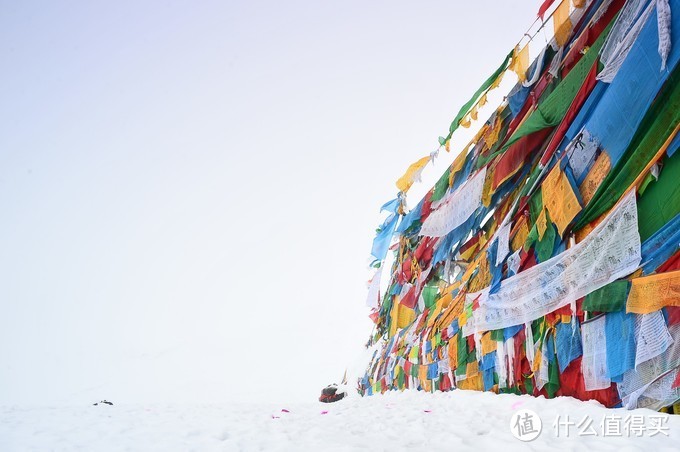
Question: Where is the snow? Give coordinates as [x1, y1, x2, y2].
[2, 390, 680, 451]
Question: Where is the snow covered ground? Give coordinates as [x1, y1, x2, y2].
[2, 390, 680, 451]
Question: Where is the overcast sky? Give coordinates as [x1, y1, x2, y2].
[0, 0, 542, 404]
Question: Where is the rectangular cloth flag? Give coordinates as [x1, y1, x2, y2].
[554, 0, 573, 47]
[542, 164, 582, 236]
[581, 315, 611, 391]
[627, 269, 680, 313]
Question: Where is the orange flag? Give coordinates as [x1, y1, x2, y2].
[627, 270, 680, 314]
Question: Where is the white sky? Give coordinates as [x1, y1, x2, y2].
[0, 0, 543, 404]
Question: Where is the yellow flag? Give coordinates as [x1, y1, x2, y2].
[532, 348, 542, 373]
[627, 270, 680, 314]
[452, 152, 467, 174]
[474, 123, 489, 143]
[579, 152, 611, 205]
[435, 281, 460, 329]
[542, 165, 582, 236]
[462, 252, 483, 282]
[459, 309, 469, 328]
[485, 117, 503, 149]
[418, 364, 428, 382]
[451, 149, 468, 176]
[389, 295, 400, 337]
[398, 304, 416, 328]
[434, 293, 465, 330]
[458, 374, 483, 391]
[468, 252, 492, 293]
[489, 70, 505, 91]
[448, 336, 458, 368]
[481, 332, 496, 356]
[448, 293, 466, 322]
[510, 44, 530, 83]
[396, 155, 430, 193]
[511, 216, 530, 252]
[466, 360, 480, 378]
[575, 210, 605, 244]
[458, 361, 483, 391]
[460, 242, 479, 261]
[481, 166, 495, 207]
[554, 0, 572, 47]
[536, 209, 548, 240]
[426, 303, 443, 328]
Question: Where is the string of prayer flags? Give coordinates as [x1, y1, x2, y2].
[360, 0, 680, 411]
[443, 49, 515, 142]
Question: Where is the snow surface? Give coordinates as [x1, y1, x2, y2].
[2, 390, 680, 451]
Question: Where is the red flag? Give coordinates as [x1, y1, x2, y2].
[657, 249, 680, 273]
[666, 307, 680, 327]
[557, 357, 620, 407]
[400, 285, 418, 309]
[538, 0, 557, 20]
[493, 127, 553, 190]
[369, 310, 379, 323]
